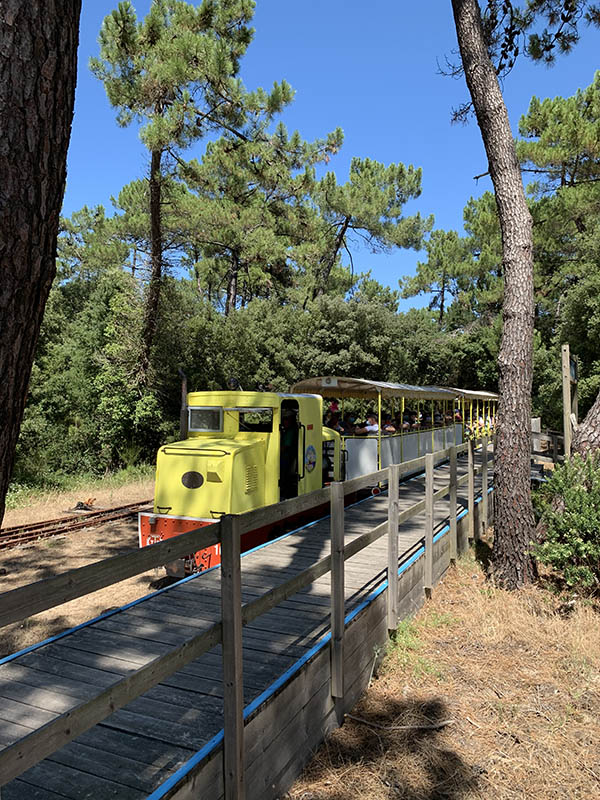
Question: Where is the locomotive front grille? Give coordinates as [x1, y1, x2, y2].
[245, 464, 259, 494]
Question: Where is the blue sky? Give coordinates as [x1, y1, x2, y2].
[65, 1, 600, 311]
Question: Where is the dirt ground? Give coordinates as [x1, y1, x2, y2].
[0, 480, 159, 659]
[288, 550, 600, 800]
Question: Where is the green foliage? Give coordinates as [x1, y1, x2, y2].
[534, 453, 600, 590]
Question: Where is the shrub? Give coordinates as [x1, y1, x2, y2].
[534, 452, 600, 591]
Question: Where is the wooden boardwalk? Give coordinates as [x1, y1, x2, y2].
[0, 451, 491, 799]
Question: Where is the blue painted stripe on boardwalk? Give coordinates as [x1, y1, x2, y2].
[146, 485, 495, 799]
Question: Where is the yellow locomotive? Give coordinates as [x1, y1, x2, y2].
[139, 377, 497, 574]
[138, 390, 342, 573]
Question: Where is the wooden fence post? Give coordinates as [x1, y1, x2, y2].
[330, 482, 345, 699]
[424, 452, 434, 595]
[220, 515, 245, 800]
[468, 438, 475, 542]
[481, 435, 488, 536]
[387, 463, 399, 631]
[449, 446, 458, 561]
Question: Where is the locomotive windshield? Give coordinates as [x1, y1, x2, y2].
[188, 407, 223, 432]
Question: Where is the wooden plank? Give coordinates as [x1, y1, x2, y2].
[387, 464, 399, 631]
[481, 435, 488, 536]
[0, 619, 221, 786]
[5, 754, 146, 800]
[155, 747, 224, 800]
[46, 740, 173, 795]
[341, 468, 390, 495]
[424, 453, 434, 592]
[220, 515, 245, 800]
[468, 438, 475, 541]
[0, 698, 56, 730]
[0, 525, 220, 630]
[241, 554, 331, 627]
[238, 488, 330, 535]
[76, 722, 195, 766]
[329, 482, 344, 699]
[17, 651, 125, 689]
[449, 447, 457, 562]
[2, 780, 68, 800]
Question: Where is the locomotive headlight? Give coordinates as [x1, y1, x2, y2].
[181, 471, 204, 489]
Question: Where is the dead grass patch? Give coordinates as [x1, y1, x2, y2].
[0, 473, 162, 659]
[289, 551, 600, 799]
[2, 477, 154, 528]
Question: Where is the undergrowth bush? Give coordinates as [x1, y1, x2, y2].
[534, 452, 600, 591]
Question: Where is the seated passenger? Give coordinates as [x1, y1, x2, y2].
[327, 412, 344, 433]
[341, 412, 356, 434]
[355, 412, 379, 435]
[382, 413, 396, 433]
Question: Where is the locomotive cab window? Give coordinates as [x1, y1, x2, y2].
[188, 407, 223, 432]
[237, 408, 273, 432]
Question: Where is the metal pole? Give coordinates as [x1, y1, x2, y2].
[431, 399, 435, 452]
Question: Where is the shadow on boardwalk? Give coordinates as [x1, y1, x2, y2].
[293, 697, 481, 800]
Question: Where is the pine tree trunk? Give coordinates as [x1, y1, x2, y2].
[572, 389, 600, 456]
[0, 1, 81, 527]
[312, 216, 351, 300]
[225, 256, 239, 315]
[140, 148, 163, 380]
[451, 0, 536, 588]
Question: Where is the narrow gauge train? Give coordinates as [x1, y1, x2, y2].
[139, 378, 497, 575]
[139, 389, 343, 575]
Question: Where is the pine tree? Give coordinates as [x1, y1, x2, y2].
[0, 1, 82, 526]
[310, 158, 433, 302]
[91, 0, 292, 378]
[401, 229, 475, 326]
[177, 123, 344, 313]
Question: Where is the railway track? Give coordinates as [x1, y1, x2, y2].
[0, 500, 152, 550]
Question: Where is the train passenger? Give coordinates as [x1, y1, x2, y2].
[341, 412, 356, 434]
[382, 414, 396, 433]
[354, 412, 379, 435]
[326, 412, 344, 433]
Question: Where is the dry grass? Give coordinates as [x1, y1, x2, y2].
[0, 479, 159, 659]
[2, 477, 154, 528]
[289, 550, 600, 800]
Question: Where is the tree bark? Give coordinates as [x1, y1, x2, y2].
[140, 148, 163, 380]
[225, 254, 239, 315]
[0, 1, 82, 526]
[572, 389, 600, 456]
[451, 0, 536, 588]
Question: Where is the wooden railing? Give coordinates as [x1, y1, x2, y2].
[531, 429, 564, 464]
[0, 440, 493, 797]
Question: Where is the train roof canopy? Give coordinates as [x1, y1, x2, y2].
[290, 377, 498, 402]
[290, 377, 456, 401]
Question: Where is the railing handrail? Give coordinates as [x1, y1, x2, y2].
[0, 439, 494, 790]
